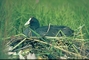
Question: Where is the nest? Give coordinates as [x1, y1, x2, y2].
[4, 25, 89, 59]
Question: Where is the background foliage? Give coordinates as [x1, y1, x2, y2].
[0, 0, 89, 38]
[0, 0, 89, 59]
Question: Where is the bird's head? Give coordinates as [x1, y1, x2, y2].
[24, 17, 40, 30]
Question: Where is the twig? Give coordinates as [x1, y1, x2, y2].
[27, 38, 88, 59]
[2, 33, 26, 40]
[13, 45, 32, 51]
[43, 23, 51, 36]
[11, 38, 26, 51]
[44, 36, 89, 41]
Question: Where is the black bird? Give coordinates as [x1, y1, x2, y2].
[23, 17, 74, 37]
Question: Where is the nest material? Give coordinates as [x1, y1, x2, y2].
[4, 25, 89, 59]
[4, 34, 89, 59]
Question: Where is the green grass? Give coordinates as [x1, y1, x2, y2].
[0, 0, 89, 38]
[0, 0, 89, 59]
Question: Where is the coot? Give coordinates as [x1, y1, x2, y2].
[23, 17, 74, 37]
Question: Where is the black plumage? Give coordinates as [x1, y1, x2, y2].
[23, 17, 74, 37]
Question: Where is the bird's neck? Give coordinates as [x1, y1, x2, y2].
[30, 25, 40, 30]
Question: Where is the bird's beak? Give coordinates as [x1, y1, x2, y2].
[24, 18, 31, 26]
